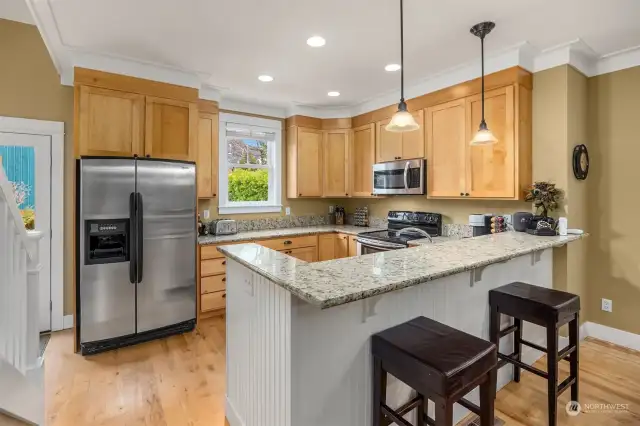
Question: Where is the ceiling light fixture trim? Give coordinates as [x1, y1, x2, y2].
[307, 36, 326, 47]
[258, 75, 274, 82]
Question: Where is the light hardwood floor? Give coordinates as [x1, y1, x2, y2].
[45, 317, 640, 426]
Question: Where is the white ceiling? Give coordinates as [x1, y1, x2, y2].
[11, 0, 640, 115]
[2, 0, 34, 24]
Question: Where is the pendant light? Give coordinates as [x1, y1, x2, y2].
[386, 0, 419, 133]
[470, 21, 497, 145]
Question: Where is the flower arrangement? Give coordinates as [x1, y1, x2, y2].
[524, 181, 564, 218]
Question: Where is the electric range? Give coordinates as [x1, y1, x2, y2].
[356, 211, 442, 253]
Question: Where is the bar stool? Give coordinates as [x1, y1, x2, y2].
[372, 316, 497, 426]
[489, 282, 580, 426]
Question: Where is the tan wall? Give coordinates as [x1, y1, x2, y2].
[0, 19, 75, 315]
[587, 66, 640, 334]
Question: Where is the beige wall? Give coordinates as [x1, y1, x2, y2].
[0, 19, 75, 315]
[587, 66, 640, 334]
[531, 65, 589, 325]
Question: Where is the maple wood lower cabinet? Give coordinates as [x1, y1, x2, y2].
[77, 85, 145, 157]
[145, 97, 198, 161]
[426, 84, 531, 200]
[376, 110, 424, 163]
[281, 246, 317, 262]
[199, 245, 228, 317]
[287, 126, 323, 198]
[318, 233, 349, 261]
[196, 107, 219, 199]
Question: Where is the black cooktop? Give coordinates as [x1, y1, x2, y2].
[357, 229, 428, 245]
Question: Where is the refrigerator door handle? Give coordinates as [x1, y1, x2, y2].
[136, 192, 144, 283]
[129, 192, 137, 284]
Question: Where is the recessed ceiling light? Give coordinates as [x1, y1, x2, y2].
[385, 64, 401, 72]
[258, 75, 274, 82]
[307, 36, 326, 47]
[327, 91, 340, 97]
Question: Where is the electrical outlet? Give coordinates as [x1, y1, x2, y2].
[203, 209, 210, 219]
[601, 298, 613, 312]
[285, 207, 291, 216]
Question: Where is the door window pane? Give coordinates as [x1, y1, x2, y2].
[0, 146, 36, 229]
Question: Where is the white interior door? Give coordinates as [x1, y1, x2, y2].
[0, 133, 52, 332]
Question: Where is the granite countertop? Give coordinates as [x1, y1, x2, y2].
[217, 232, 587, 310]
[198, 224, 386, 245]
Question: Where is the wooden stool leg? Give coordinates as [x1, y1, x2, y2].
[546, 323, 559, 426]
[480, 372, 495, 426]
[569, 312, 580, 402]
[489, 304, 500, 399]
[513, 318, 523, 383]
[373, 356, 387, 426]
[434, 397, 454, 426]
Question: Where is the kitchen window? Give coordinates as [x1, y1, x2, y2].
[218, 112, 282, 214]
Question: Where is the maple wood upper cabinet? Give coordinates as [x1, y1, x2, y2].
[426, 84, 531, 200]
[77, 86, 145, 157]
[322, 129, 350, 197]
[351, 124, 375, 197]
[426, 99, 467, 198]
[145, 97, 198, 161]
[287, 126, 323, 198]
[376, 110, 424, 163]
[197, 110, 219, 199]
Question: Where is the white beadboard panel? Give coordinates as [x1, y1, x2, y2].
[225, 259, 291, 426]
[226, 250, 553, 426]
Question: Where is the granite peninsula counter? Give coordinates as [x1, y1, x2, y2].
[220, 232, 586, 426]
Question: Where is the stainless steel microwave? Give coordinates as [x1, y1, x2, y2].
[372, 159, 425, 195]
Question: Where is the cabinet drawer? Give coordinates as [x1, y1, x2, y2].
[201, 258, 226, 276]
[201, 291, 225, 312]
[258, 235, 317, 251]
[201, 245, 224, 260]
[201, 274, 226, 294]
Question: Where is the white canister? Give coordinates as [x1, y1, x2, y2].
[558, 217, 568, 236]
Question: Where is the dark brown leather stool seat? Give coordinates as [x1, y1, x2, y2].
[372, 316, 497, 426]
[489, 282, 581, 426]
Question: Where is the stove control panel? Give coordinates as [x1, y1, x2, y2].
[387, 211, 443, 236]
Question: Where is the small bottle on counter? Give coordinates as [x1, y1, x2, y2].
[558, 217, 568, 236]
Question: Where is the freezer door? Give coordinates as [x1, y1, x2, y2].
[79, 158, 136, 344]
[135, 159, 197, 333]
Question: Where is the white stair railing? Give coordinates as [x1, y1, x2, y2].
[0, 163, 43, 425]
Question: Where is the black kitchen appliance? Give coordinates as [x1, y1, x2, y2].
[356, 211, 442, 254]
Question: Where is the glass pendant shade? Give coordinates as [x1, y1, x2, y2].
[470, 120, 497, 145]
[386, 104, 419, 132]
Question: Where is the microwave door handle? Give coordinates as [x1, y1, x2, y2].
[404, 161, 410, 189]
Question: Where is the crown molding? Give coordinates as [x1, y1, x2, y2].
[26, 0, 640, 119]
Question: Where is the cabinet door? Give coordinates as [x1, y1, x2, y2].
[283, 246, 317, 262]
[376, 119, 403, 163]
[466, 86, 515, 198]
[426, 100, 466, 198]
[335, 234, 349, 259]
[297, 128, 323, 197]
[77, 86, 144, 157]
[197, 112, 219, 199]
[352, 124, 375, 197]
[145, 97, 198, 161]
[323, 129, 350, 197]
[348, 235, 358, 257]
[400, 110, 425, 159]
[318, 234, 336, 261]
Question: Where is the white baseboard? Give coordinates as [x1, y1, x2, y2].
[62, 315, 74, 330]
[583, 322, 640, 351]
[225, 396, 244, 426]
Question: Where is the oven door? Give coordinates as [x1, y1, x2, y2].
[356, 237, 405, 254]
[372, 159, 425, 195]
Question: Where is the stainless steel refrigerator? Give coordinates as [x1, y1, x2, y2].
[76, 157, 197, 355]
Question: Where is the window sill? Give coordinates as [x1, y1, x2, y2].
[218, 205, 282, 215]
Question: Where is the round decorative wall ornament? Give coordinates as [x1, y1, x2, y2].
[573, 144, 589, 180]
